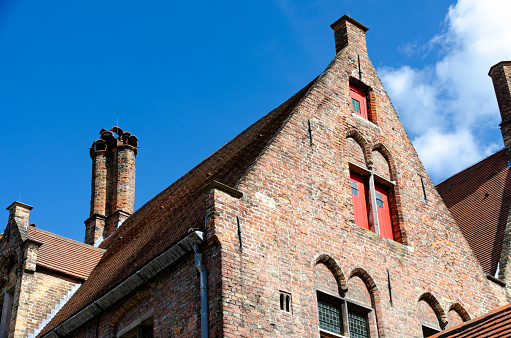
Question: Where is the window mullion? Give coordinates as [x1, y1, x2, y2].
[368, 173, 380, 236]
[341, 300, 350, 336]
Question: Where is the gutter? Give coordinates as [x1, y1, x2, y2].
[42, 230, 205, 338]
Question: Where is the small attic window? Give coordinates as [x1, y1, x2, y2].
[350, 86, 368, 120]
[280, 291, 292, 313]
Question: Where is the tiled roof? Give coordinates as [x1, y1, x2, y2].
[436, 149, 511, 275]
[432, 304, 511, 337]
[38, 78, 317, 337]
[27, 227, 104, 280]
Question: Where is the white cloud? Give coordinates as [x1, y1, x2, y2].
[379, 0, 511, 183]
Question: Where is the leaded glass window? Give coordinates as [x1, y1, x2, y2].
[318, 300, 342, 334]
[348, 310, 369, 338]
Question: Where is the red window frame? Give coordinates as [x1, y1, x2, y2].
[350, 172, 369, 230]
[350, 86, 368, 120]
[375, 183, 394, 240]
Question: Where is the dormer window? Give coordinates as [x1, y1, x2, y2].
[350, 86, 368, 120]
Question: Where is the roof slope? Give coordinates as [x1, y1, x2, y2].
[432, 304, 511, 338]
[39, 78, 317, 336]
[436, 149, 511, 275]
[28, 227, 104, 280]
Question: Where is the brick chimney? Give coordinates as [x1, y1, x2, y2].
[489, 61, 511, 154]
[330, 15, 369, 55]
[85, 127, 138, 245]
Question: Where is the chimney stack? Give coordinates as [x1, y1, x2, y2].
[85, 127, 138, 245]
[6, 202, 33, 229]
[330, 15, 369, 55]
[489, 61, 511, 154]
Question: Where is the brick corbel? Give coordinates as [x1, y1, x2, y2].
[21, 238, 43, 272]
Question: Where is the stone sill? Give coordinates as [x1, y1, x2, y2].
[351, 112, 380, 130]
[319, 329, 348, 338]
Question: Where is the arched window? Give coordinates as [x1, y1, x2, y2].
[314, 260, 379, 338]
[346, 138, 402, 242]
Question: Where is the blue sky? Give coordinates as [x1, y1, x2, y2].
[1, 0, 510, 242]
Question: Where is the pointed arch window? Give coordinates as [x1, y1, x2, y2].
[349, 163, 397, 241]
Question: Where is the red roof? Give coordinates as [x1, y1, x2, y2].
[432, 304, 511, 337]
[28, 227, 104, 280]
[436, 149, 511, 275]
[38, 78, 317, 337]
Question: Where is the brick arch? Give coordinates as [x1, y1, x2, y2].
[314, 253, 347, 293]
[348, 267, 386, 337]
[372, 142, 408, 245]
[371, 143, 397, 181]
[345, 129, 371, 167]
[418, 292, 447, 329]
[104, 287, 154, 337]
[448, 302, 471, 322]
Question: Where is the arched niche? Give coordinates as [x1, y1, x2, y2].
[347, 137, 367, 169]
[346, 275, 372, 308]
[371, 150, 391, 181]
[107, 288, 154, 338]
[417, 292, 447, 335]
[445, 303, 470, 329]
[313, 254, 347, 296]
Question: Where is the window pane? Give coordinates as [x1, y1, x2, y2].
[376, 192, 384, 208]
[318, 301, 342, 334]
[352, 98, 361, 114]
[348, 311, 368, 338]
[351, 180, 358, 196]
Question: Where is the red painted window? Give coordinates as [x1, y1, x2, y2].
[350, 86, 368, 120]
[350, 172, 369, 230]
[375, 183, 394, 240]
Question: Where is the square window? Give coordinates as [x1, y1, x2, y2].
[317, 291, 373, 337]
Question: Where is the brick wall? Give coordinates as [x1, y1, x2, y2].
[11, 268, 79, 337]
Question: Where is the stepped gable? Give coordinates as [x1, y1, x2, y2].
[432, 303, 511, 338]
[436, 149, 511, 275]
[38, 78, 317, 337]
[27, 227, 104, 280]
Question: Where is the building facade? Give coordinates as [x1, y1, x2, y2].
[1, 15, 510, 338]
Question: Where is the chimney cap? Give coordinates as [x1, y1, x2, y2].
[331, 15, 369, 33]
[489, 61, 511, 77]
[6, 201, 33, 211]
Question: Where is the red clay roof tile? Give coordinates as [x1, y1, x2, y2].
[28, 227, 104, 280]
[432, 304, 511, 337]
[436, 149, 511, 276]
